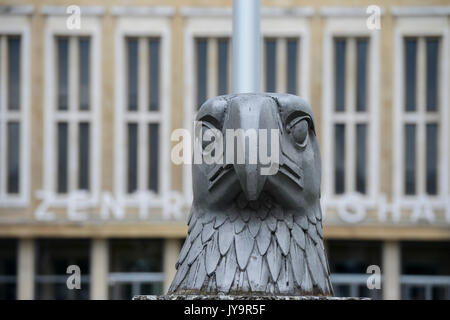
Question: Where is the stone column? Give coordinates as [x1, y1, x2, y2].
[17, 238, 35, 300]
[163, 239, 180, 293]
[90, 239, 109, 300]
[382, 240, 401, 300]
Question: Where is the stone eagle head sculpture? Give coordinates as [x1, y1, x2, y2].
[169, 93, 333, 296]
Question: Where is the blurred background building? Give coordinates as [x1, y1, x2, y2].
[0, 0, 449, 300]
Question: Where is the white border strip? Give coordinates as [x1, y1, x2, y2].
[41, 5, 105, 16]
[391, 6, 450, 17]
[320, 6, 385, 17]
[110, 6, 175, 17]
[0, 5, 34, 15]
[180, 6, 314, 17]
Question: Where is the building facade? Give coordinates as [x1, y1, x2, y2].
[0, 0, 449, 300]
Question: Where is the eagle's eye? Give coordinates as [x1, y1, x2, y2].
[288, 117, 310, 147]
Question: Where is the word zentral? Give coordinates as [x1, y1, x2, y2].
[31, 190, 450, 225]
[171, 122, 280, 175]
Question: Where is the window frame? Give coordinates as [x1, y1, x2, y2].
[0, 16, 30, 207]
[392, 16, 449, 205]
[321, 17, 380, 205]
[181, 9, 311, 201]
[42, 16, 101, 206]
[113, 16, 171, 207]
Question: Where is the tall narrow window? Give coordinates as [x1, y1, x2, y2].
[0, 35, 26, 201]
[127, 123, 138, 193]
[356, 124, 367, 194]
[263, 37, 300, 94]
[356, 39, 367, 112]
[217, 38, 229, 96]
[286, 39, 298, 95]
[78, 123, 90, 190]
[57, 122, 68, 194]
[426, 124, 437, 195]
[149, 39, 160, 111]
[7, 122, 20, 194]
[404, 124, 416, 195]
[331, 37, 370, 196]
[124, 37, 162, 195]
[79, 38, 90, 111]
[54, 37, 93, 194]
[402, 37, 441, 196]
[334, 124, 345, 194]
[148, 124, 159, 193]
[334, 39, 346, 112]
[194, 37, 231, 107]
[426, 38, 438, 112]
[264, 38, 276, 92]
[57, 38, 68, 111]
[7, 37, 20, 111]
[196, 38, 207, 108]
[127, 38, 138, 111]
[404, 38, 417, 112]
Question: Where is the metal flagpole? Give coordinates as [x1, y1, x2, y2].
[232, 0, 261, 94]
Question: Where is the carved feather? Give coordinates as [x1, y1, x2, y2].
[275, 220, 290, 256]
[201, 221, 215, 243]
[265, 215, 277, 232]
[234, 217, 246, 234]
[218, 220, 234, 255]
[187, 233, 204, 266]
[190, 221, 203, 243]
[246, 246, 270, 292]
[291, 222, 306, 250]
[205, 233, 221, 275]
[176, 238, 192, 268]
[234, 227, 254, 270]
[289, 238, 306, 286]
[215, 245, 237, 293]
[266, 236, 282, 282]
[214, 214, 228, 228]
[255, 222, 271, 255]
[248, 215, 261, 238]
[294, 214, 309, 230]
[271, 206, 283, 220]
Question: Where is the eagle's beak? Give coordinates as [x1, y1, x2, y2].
[224, 96, 279, 201]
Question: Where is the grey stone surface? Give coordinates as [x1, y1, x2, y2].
[133, 295, 368, 300]
[169, 93, 333, 297]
